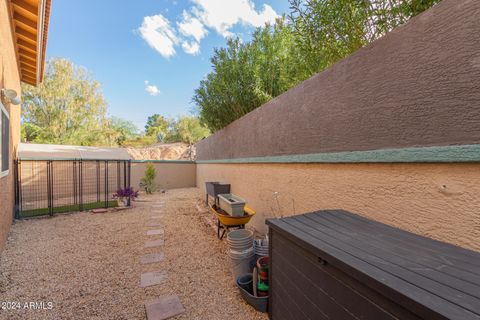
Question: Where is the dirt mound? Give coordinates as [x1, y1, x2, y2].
[126, 143, 195, 160]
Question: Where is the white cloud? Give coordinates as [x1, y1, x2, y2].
[191, 0, 278, 38]
[144, 80, 161, 96]
[182, 41, 201, 55]
[178, 10, 208, 42]
[139, 14, 179, 58]
[139, 1, 279, 57]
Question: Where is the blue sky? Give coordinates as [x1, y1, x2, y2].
[46, 0, 290, 131]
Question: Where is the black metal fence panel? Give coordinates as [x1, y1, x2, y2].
[14, 159, 131, 218]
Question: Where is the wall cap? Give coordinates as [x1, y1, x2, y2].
[195, 144, 480, 164]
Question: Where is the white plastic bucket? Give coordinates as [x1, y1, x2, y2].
[227, 229, 254, 252]
[229, 250, 255, 281]
[227, 229, 253, 241]
[254, 238, 269, 257]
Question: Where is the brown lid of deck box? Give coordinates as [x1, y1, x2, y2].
[267, 210, 480, 320]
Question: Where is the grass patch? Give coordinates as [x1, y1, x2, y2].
[20, 200, 118, 218]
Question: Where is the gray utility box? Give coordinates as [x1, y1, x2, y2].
[205, 182, 231, 206]
[218, 194, 246, 217]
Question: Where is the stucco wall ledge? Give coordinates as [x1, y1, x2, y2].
[131, 160, 195, 164]
[195, 144, 480, 164]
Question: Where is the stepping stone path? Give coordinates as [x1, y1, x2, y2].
[146, 222, 163, 227]
[141, 252, 165, 265]
[145, 295, 185, 320]
[91, 208, 108, 214]
[140, 201, 185, 319]
[147, 229, 164, 236]
[144, 239, 164, 248]
[140, 271, 168, 288]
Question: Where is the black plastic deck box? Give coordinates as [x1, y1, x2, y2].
[266, 210, 480, 320]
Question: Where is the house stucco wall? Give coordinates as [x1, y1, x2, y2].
[0, 0, 22, 251]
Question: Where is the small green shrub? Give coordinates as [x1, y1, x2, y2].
[140, 163, 158, 194]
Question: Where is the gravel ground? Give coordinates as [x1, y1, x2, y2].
[0, 188, 267, 320]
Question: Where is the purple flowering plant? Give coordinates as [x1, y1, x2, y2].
[113, 187, 139, 201]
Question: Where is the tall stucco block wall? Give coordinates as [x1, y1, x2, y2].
[131, 162, 196, 191]
[197, 163, 480, 251]
[196, 0, 480, 161]
[0, 0, 21, 250]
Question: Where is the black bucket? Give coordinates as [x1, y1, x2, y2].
[236, 274, 268, 313]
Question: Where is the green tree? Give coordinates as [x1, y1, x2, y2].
[194, 18, 302, 131]
[121, 135, 157, 147]
[144, 114, 170, 142]
[194, 1, 441, 132]
[288, 0, 442, 74]
[21, 122, 42, 142]
[166, 116, 210, 145]
[109, 116, 139, 146]
[21, 58, 117, 146]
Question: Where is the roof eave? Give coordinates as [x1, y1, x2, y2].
[35, 0, 50, 85]
[10, 0, 51, 86]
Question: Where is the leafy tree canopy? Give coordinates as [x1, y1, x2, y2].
[144, 114, 170, 142]
[21, 58, 208, 148]
[166, 116, 210, 145]
[22, 58, 119, 146]
[141, 114, 210, 145]
[194, 0, 441, 132]
[288, 0, 442, 74]
[194, 19, 302, 132]
[109, 116, 139, 146]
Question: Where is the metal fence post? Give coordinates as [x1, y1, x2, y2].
[116, 160, 120, 191]
[47, 161, 53, 216]
[128, 160, 131, 188]
[18, 160, 22, 217]
[123, 161, 127, 189]
[73, 160, 77, 205]
[104, 160, 108, 208]
[127, 160, 131, 206]
[79, 160, 83, 211]
[51, 160, 55, 215]
[14, 160, 20, 219]
[96, 160, 100, 203]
